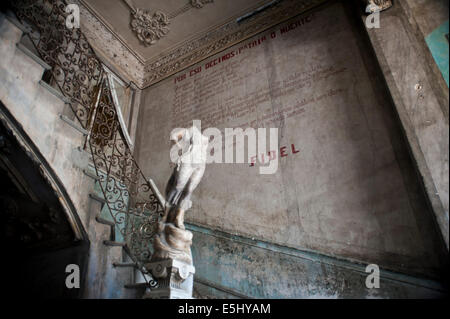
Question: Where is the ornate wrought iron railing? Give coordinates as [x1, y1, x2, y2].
[89, 77, 163, 264]
[9, 0, 164, 287]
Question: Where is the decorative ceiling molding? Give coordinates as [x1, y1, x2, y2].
[123, 0, 214, 47]
[142, 0, 328, 87]
[130, 9, 171, 46]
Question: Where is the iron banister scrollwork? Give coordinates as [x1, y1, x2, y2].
[88, 77, 164, 260]
[8, 0, 164, 288]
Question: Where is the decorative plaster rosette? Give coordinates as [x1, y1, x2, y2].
[128, 0, 215, 47]
[130, 8, 170, 46]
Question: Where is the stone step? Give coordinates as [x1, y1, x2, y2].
[83, 168, 101, 181]
[124, 283, 147, 289]
[4, 12, 31, 34]
[95, 216, 115, 227]
[103, 240, 125, 247]
[16, 42, 51, 71]
[59, 114, 88, 136]
[38, 80, 71, 104]
[89, 193, 106, 204]
[113, 262, 137, 268]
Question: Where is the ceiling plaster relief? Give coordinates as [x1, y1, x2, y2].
[122, 0, 214, 47]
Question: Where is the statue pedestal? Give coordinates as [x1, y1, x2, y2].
[143, 259, 195, 299]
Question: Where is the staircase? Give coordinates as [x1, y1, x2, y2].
[0, 1, 163, 298]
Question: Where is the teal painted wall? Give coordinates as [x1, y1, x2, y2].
[188, 223, 447, 299]
[426, 20, 449, 87]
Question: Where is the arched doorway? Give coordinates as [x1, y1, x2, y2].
[0, 101, 89, 299]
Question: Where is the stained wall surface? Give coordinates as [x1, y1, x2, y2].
[136, 1, 446, 286]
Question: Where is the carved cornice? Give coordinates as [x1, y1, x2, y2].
[142, 0, 328, 87]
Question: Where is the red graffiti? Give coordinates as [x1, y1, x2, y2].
[250, 144, 300, 167]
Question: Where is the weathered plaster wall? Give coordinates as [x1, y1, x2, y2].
[189, 223, 446, 298]
[135, 1, 448, 297]
[363, 0, 449, 249]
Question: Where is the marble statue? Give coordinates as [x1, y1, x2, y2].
[150, 124, 208, 266]
[163, 125, 209, 229]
